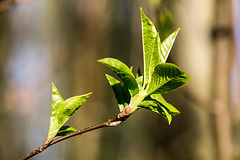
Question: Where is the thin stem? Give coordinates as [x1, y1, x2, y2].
[19, 110, 130, 160]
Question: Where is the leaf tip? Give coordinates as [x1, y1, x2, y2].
[175, 28, 181, 36]
[97, 59, 103, 63]
[183, 72, 191, 85]
[168, 120, 172, 125]
[86, 92, 93, 97]
[105, 74, 113, 81]
[140, 7, 146, 17]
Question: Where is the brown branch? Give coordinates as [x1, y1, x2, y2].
[19, 107, 132, 160]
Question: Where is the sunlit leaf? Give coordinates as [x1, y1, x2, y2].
[47, 84, 92, 142]
[98, 58, 139, 96]
[137, 94, 179, 124]
[129, 92, 148, 108]
[138, 100, 172, 124]
[146, 63, 190, 95]
[52, 83, 64, 112]
[150, 94, 180, 116]
[148, 34, 161, 82]
[105, 74, 130, 112]
[136, 76, 144, 90]
[56, 125, 77, 137]
[160, 28, 180, 63]
[141, 8, 159, 87]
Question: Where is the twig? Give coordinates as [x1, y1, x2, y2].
[19, 107, 132, 160]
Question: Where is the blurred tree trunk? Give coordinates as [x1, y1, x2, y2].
[173, 0, 216, 159]
[53, 1, 111, 160]
[174, 0, 234, 160]
[212, 0, 234, 159]
[0, 12, 16, 160]
[232, 0, 240, 158]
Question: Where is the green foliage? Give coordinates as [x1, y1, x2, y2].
[45, 8, 190, 144]
[138, 94, 180, 124]
[56, 126, 77, 137]
[141, 8, 158, 87]
[20, 8, 191, 160]
[46, 83, 92, 142]
[98, 58, 139, 97]
[160, 28, 180, 63]
[145, 63, 190, 95]
[105, 74, 131, 112]
[99, 8, 190, 124]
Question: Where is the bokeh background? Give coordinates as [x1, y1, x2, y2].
[0, 0, 239, 160]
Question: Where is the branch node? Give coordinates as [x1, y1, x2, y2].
[109, 121, 122, 127]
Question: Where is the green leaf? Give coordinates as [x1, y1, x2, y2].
[98, 58, 139, 97]
[141, 8, 159, 87]
[148, 34, 161, 82]
[138, 100, 172, 124]
[160, 28, 180, 63]
[105, 74, 130, 112]
[52, 83, 64, 112]
[146, 63, 191, 95]
[129, 90, 148, 108]
[136, 68, 144, 90]
[150, 94, 180, 116]
[98, 8, 190, 124]
[56, 125, 77, 137]
[47, 84, 92, 142]
[137, 94, 179, 124]
[136, 75, 144, 90]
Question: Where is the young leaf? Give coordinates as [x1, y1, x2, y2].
[136, 76, 144, 90]
[56, 125, 77, 137]
[98, 58, 139, 97]
[141, 8, 158, 87]
[47, 84, 92, 142]
[160, 28, 180, 63]
[98, 8, 190, 124]
[146, 63, 191, 95]
[105, 74, 130, 112]
[138, 100, 172, 124]
[128, 91, 148, 109]
[135, 68, 144, 90]
[136, 94, 179, 124]
[150, 94, 180, 116]
[52, 83, 64, 112]
[148, 34, 161, 82]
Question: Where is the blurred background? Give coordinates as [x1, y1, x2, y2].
[0, 0, 239, 159]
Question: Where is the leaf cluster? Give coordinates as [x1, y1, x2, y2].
[45, 84, 91, 143]
[43, 8, 190, 146]
[98, 8, 190, 124]
[20, 8, 191, 160]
